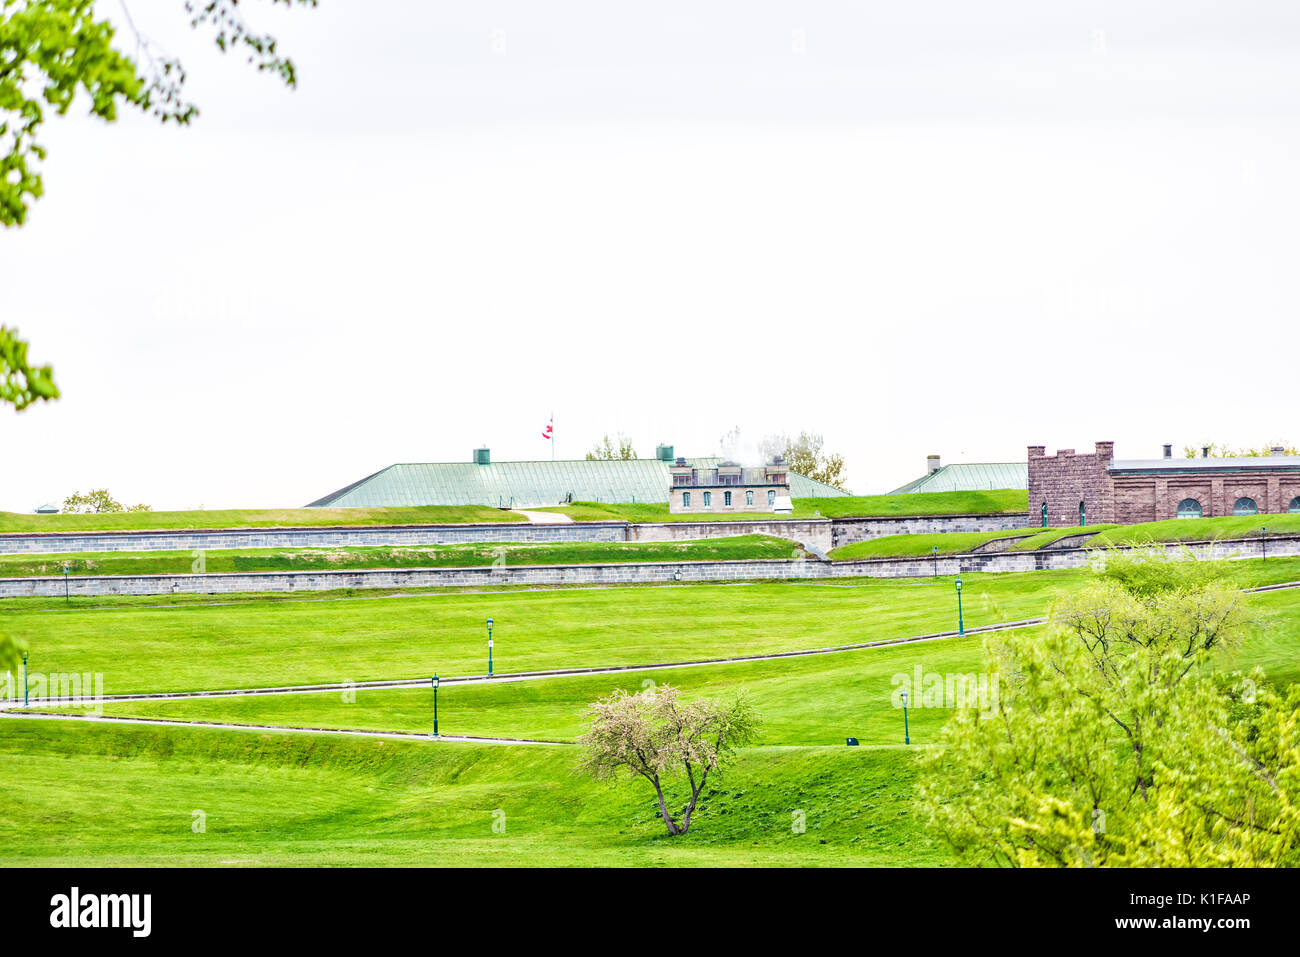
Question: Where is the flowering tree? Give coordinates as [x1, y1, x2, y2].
[577, 684, 759, 835]
[63, 489, 151, 513]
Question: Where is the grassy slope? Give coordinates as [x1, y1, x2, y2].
[0, 574, 1088, 695]
[53, 629, 992, 745]
[0, 536, 803, 579]
[10, 562, 1300, 868]
[1088, 513, 1300, 546]
[0, 505, 527, 534]
[0, 722, 941, 867]
[833, 514, 1300, 560]
[543, 490, 1028, 523]
[830, 529, 1041, 560]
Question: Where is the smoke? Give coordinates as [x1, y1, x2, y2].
[717, 425, 780, 465]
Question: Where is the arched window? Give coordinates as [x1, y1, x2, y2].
[702, 491, 711, 507]
[1233, 497, 1258, 516]
[1079, 501, 1086, 527]
[746, 490, 754, 506]
[767, 489, 776, 506]
[1290, 496, 1300, 514]
[682, 492, 691, 508]
[1041, 503, 1048, 528]
[724, 491, 732, 507]
[1176, 498, 1202, 519]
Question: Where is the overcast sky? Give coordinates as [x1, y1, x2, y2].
[4, 1, 1300, 510]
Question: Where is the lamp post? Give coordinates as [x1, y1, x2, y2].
[486, 618, 494, 676]
[901, 690, 910, 745]
[22, 651, 28, 708]
[63, 564, 69, 604]
[932, 545, 939, 579]
[955, 578, 965, 637]
[431, 673, 440, 737]
[1261, 526, 1268, 561]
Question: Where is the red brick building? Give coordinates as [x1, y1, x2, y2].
[1028, 442, 1300, 527]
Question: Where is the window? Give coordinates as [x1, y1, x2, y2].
[1079, 501, 1086, 527]
[1041, 503, 1047, 528]
[768, 489, 776, 506]
[1233, 497, 1258, 516]
[682, 492, 690, 508]
[746, 490, 754, 506]
[1291, 496, 1300, 514]
[1176, 498, 1202, 519]
[724, 491, 732, 507]
[702, 491, 711, 507]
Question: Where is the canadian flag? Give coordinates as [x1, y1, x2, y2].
[542, 417, 553, 440]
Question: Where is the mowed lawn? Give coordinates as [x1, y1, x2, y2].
[0, 505, 527, 534]
[41, 629, 994, 745]
[44, 577, 1300, 743]
[0, 535, 803, 579]
[0, 721, 941, 867]
[0, 573, 1088, 695]
[542, 489, 1028, 523]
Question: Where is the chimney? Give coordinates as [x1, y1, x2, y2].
[1202, 446, 1210, 458]
[1271, 446, 1286, 457]
[1162, 444, 1172, 459]
[926, 454, 941, 474]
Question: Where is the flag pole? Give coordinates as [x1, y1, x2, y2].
[551, 410, 555, 460]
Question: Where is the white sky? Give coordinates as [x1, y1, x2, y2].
[4, 1, 1300, 510]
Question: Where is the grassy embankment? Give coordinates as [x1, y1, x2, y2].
[543, 489, 1029, 523]
[0, 536, 802, 579]
[830, 514, 1300, 561]
[0, 505, 526, 534]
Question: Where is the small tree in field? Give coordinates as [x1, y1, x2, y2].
[577, 685, 759, 835]
[62, 489, 151, 513]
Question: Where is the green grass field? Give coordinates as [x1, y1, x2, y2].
[831, 514, 1300, 560]
[543, 489, 1027, 523]
[38, 628, 994, 744]
[0, 722, 935, 866]
[0, 535, 803, 579]
[830, 529, 1041, 560]
[6, 556, 1300, 867]
[0, 573, 1089, 694]
[0, 505, 528, 534]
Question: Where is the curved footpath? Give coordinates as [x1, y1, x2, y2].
[3, 531, 1298, 597]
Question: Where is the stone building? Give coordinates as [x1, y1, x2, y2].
[668, 456, 793, 514]
[1028, 441, 1300, 526]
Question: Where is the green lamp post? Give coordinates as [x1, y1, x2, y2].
[931, 545, 939, 579]
[901, 689, 910, 745]
[431, 673, 440, 737]
[955, 577, 965, 637]
[63, 564, 70, 604]
[22, 650, 29, 708]
[486, 617, 494, 676]
[1261, 526, 1268, 561]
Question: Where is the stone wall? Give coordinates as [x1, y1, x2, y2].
[630, 519, 834, 553]
[1, 513, 1029, 557]
[5, 533, 1292, 597]
[828, 513, 1028, 549]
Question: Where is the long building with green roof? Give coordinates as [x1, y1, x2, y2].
[308, 447, 850, 509]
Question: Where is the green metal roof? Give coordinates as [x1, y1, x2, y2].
[889, 462, 1027, 494]
[308, 457, 850, 509]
